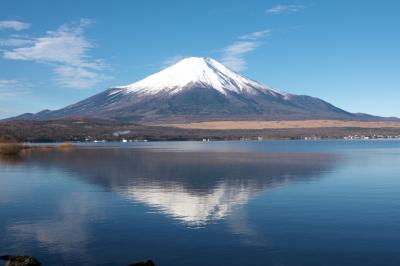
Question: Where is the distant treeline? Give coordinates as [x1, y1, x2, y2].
[1, 119, 400, 142]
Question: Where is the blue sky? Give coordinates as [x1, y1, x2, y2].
[0, 0, 399, 118]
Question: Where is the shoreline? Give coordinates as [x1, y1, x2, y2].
[1, 119, 400, 142]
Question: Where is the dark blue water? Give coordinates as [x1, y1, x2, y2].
[1, 140, 400, 265]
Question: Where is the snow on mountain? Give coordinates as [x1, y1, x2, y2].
[117, 57, 284, 96]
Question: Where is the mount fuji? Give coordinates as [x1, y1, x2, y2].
[13, 57, 381, 122]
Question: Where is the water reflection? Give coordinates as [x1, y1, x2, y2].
[0, 146, 344, 265]
[0, 154, 23, 165]
[2, 143, 400, 266]
[16, 148, 338, 226]
[6, 193, 98, 262]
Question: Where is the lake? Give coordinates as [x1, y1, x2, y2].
[1, 140, 400, 265]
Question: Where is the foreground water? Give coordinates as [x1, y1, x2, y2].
[1, 140, 400, 266]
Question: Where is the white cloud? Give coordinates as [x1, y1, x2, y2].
[3, 19, 110, 89]
[0, 38, 34, 46]
[0, 79, 31, 99]
[0, 20, 31, 31]
[4, 19, 94, 65]
[266, 4, 305, 15]
[221, 30, 270, 72]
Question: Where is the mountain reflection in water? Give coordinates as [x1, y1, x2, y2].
[16, 148, 339, 226]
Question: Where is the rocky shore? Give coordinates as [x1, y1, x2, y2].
[0, 255, 155, 266]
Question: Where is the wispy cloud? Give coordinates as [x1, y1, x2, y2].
[221, 30, 270, 72]
[53, 65, 106, 88]
[0, 79, 31, 99]
[239, 30, 270, 40]
[3, 19, 110, 89]
[0, 38, 34, 46]
[221, 42, 260, 72]
[266, 4, 305, 15]
[0, 20, 31, 31]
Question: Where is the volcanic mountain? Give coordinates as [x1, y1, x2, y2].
[14, 57, 383, 122]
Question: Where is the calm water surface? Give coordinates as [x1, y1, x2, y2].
[1, 140, 400, 265]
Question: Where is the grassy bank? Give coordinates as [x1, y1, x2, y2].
[0, 136, 75, 155]
[0, 142, 23, 155]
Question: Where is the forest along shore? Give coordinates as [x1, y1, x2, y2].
[1, 119, 400, 142]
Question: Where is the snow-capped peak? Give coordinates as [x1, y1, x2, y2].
[118, 57, 283, 96]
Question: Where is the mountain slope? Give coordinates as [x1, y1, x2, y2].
[9, 57, 387, 122]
